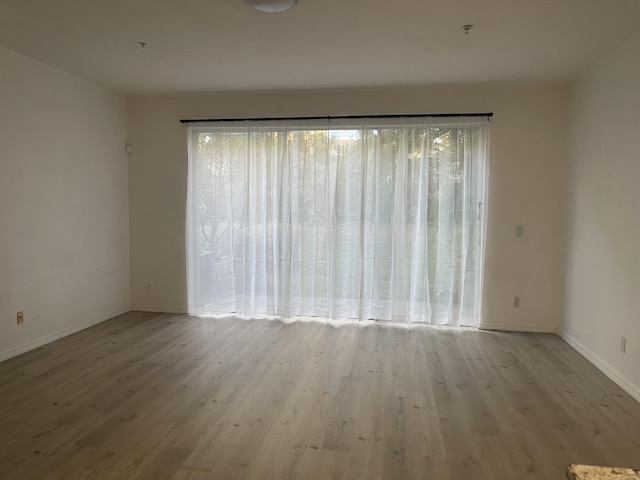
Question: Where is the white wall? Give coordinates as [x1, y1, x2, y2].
[561, 32, 640, 401]
[128, 84, 569, 332]
[0, 48, 130, 361]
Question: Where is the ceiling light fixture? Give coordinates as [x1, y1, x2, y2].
[462, 24, 473, 34]
[243, 0, 297, 13]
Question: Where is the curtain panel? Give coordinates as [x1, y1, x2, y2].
[186, 119, 487, 326]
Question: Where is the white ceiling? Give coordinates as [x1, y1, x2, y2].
[1, 0, 640, 94]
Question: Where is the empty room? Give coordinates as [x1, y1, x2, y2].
[2, 0, 640, 479]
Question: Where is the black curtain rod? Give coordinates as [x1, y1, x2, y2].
[180, 112, 493, 124]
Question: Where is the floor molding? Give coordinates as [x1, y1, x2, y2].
[130, 305, 188, 314]
[557, 329, 640, 404]
[0, 309, 129, 363]
[479, 322, 556, 333]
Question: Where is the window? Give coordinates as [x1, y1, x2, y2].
[186, 118, 487, 326]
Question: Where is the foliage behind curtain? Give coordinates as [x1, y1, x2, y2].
[187, 120, 487, 326]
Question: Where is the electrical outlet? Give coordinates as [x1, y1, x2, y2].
[621, 336, 627, 353]
[17, 311, 24, 325]
[513, 296, 521, 308]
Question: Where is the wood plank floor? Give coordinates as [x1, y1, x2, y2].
[1, 312, 639, 480]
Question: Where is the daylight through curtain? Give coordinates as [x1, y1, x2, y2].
[186, 119, 487, 326]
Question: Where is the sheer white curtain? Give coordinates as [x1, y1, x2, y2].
[186, 119, 487, 326]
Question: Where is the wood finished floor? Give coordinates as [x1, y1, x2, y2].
[1, 312, 640, 480]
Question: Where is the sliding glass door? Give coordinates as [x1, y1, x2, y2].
[186, 118, 487, 326]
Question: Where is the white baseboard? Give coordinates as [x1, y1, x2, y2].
[0, 308, 129, 363]
[130, 305, 188, 314]
[557, 329, 640, 404]
[479, 322, 556, 333]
